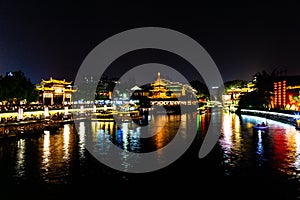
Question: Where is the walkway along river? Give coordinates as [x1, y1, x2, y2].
[1, 109, 300, 199]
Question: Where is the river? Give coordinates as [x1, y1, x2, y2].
[0, 110, 300, 199]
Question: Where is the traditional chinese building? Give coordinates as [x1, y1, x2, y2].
[225, 82, 255, 106]
[145, 72, 198, 107]
[149, 72, 182, 99]
[36, 77, 76, 106]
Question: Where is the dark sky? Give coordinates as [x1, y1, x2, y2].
[1, 1, 300, 84]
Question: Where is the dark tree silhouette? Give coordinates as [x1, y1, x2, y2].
[190, 80, 209, 98]
[0, 70, 39, 105]
[224, 80, 248, 92]
[239, 68, 280, 110]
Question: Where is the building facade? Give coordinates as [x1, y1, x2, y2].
[273, 76, 300, 110]
[149, 72, 176, 99]
[225, 82, 255, 106]
[36, 77, 76, 106]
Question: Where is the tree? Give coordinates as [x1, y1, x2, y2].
[239, 91, 270, 109]
[190, 80, 209, 99]
[224, 80, 248, 93]
[238, 68, 279, 110]
[0, 70, 39, 105]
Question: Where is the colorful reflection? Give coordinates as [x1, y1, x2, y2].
[39, 124, 76, 183]
[91, 121, 142, 148]
[272, 122, 300, 176]
[256, 130, 264, 166]
[219, 112, 242, 175]
[242, 114, 300, 177]
[196, 111, 211, 143]
[89, 113, 183, 170]
[6, 110, 300, 191]
[78, 121, 85, 160]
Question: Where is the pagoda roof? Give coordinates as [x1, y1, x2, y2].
[151, 72, 166, 86]
[41, 77, 73, 85]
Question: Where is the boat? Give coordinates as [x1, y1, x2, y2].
[113, 103, 142, 123]
[114, 110, 142, 123]
[43, 119, 61, 134]
[91, 109, 116, 122]
[253, 125, 269, 131]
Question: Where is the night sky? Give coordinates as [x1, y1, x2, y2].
[1, 1, 300, 84]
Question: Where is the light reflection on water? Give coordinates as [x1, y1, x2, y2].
[238, 114, 300, 178]
[78, 121, 86, 160]
[39, 124, 76, 184]
[63, 124, 70, 161]
[42, 130, 50, 173]
[2, 111, 300, 198]
[256, 130, 264, 166]
[271, 121, 300, 177]
[14, 139, 26, 180]
[219, 112, 243, 175]
[89, 114, 183, 172]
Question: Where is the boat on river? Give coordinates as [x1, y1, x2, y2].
[253, 125, 269, 131]
[91, 109, 116, 122]
[114, 110, 142, 122]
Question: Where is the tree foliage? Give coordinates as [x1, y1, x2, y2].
[238, 68, 280, 109]
[224, 80, 248, 92]
[0, 70, 39, 105]
[190, 80, 209, 98]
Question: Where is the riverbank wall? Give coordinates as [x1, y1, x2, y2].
[240, 109, 299, 126]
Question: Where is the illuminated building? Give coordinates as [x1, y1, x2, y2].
[149, 72, 175, 99]
[145, 72, 197, 106]
[36, 77, 76, 105]
[273, 76, 300, 110]
[225, 82, 255, 106]
[148, 72, 197, 99]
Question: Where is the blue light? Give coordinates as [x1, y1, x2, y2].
[294, 112, 300, 120]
